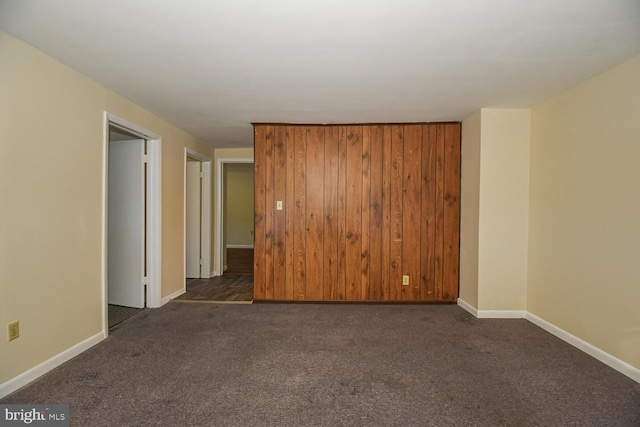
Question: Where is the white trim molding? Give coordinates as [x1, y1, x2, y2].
[183, 148, 212, 280]
[103, 112, 163, 336]
[457, 298, 640, 384]
[161, 288, 187, 306]
[478, 310, 527, 319]
[457, 298, 478, 317]
[0, 332, 105, 398]
[525, 312, 640, 384]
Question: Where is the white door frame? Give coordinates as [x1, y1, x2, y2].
[215, 158, 254, 277]
[102, 112, 163, 335]
[184, 148, 212, 281]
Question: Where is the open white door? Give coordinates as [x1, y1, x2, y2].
[108, 139, 146, 308]
[185, 159, 201, 278]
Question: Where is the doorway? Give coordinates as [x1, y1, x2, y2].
[103, 113, 162, 332]
[176, 156, 250, 303]
[216, 159, 254, 277]
[184, 148, 212, 282]
[223, 163, 255, 274]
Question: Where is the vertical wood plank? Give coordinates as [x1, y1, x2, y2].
[402, 125, 422, 301]
[421, 125, 437, 301]
[336, 126, 348, 300]
[443, 123, 461, 301]
[361, 126, 371, 300]
[389, 125, 404, 301]
[264, 126, 275, 300]
[294, 126, 307, 300]
[272, 126, 287, 300]
[285, 126, 295, 300]
[305, 126, 325, 300]
[368, 125, 383, 300]
[323, 126, 339, 300]
[434, 124, 445, 300]
[253, 126, 266, 300]
[345, 126, 363, 300]
[380, 125, 392, 300]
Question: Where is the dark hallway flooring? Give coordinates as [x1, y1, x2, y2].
[175, 248, 254, 302]
[108, 305, 143, 328]
[175, 275, 253, 302]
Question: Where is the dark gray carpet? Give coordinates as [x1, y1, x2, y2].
[3, 303, 639, 426]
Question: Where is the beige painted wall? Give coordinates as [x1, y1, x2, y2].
[0, 31, 213, 385]
[478, 109, 530, 310]
[225, 163, 255, 247]
[460, 109, 530, 311]
[528, 55, 640, 370]
[459, 110, 481, 308]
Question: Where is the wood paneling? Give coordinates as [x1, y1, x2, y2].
[306, 126, 324, 300]
[273, 126, 287, 299]
[421, 125, 436, 301]
[323, 127, 339, 300]
[285, 126, 295, 300]
[443, 124, 461, 301]
[390, 125, 404, 301]
[368, 125, 383, 300]
[253, 126, 266, 300]
[402, 125, 422, 301]
[264, 126, 275, 299]
[345, 126, 362, 300]
[254, 123, 461, 302]
[294, 127, 306, 300]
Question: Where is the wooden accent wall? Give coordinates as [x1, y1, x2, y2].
[253, 123, 460, 302]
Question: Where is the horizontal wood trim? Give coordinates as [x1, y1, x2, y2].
[252, 121, 462, 126]
[253, 299, 457, 305]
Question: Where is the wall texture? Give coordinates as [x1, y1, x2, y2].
[213, 148, 254, 275]
[225, 163, 255, 247]
[0, 31, 212, 386]
[459, 111, 481, 308]
[254, 123, 460, 302]
[528, 55, 640, 370]
[460, 109, 530, 312]
[478, 109, 530, 311]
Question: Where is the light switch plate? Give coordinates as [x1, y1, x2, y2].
[277, 201, 283, 210]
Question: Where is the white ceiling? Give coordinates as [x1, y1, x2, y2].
[1, 0, 639, 148]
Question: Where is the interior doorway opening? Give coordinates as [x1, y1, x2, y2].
[184, 148, 212, 283]
[216, 159, 254, 277]
[103, 113, 162, 333]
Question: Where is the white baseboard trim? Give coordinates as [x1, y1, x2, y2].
[457, 299, 525, 319]
[457, 298, 478, 317]
[226, 244, 254, 249]
[525, 312, 640, 384]
[478, 309, 527, 319]
[161, 288, 186, 306]
[210, 271, 219, 278]
[223, 265, 228, 272]
[457, 299, 640, 384]
[0, 332, 105, 398]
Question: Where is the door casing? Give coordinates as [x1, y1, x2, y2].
[102, 112, 162, 336]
